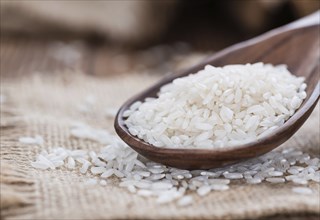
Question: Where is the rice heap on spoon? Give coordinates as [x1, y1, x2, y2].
[124, 63, 307, 148]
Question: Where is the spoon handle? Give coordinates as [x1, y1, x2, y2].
[161, 11, 320, 83]
[285, 10, 319, 29]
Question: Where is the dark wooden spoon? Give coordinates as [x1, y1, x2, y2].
[115, 12, 320, 169]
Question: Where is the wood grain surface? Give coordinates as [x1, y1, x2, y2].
[0, 38, 91, 78]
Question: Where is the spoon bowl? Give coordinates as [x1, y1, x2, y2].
[115, 12, 320, 169]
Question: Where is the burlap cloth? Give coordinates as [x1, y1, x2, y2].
[0, 69, 319, 220]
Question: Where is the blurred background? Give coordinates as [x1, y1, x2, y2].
[1, 0, 319, 77]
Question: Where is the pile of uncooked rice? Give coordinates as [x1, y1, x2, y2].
[29, 124, 319, 206]
[124, 63, 307, 148]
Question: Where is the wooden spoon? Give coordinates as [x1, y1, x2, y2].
[115, 12, 320, 169]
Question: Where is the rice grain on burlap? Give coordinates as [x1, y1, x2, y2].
[0, 70, 319, 219]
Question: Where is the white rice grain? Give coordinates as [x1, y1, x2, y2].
[292, 187, 313, 195]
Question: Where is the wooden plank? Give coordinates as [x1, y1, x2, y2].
[0, 38, 93, 78]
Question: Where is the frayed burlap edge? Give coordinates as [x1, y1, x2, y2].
[0, 105, 36, 219]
